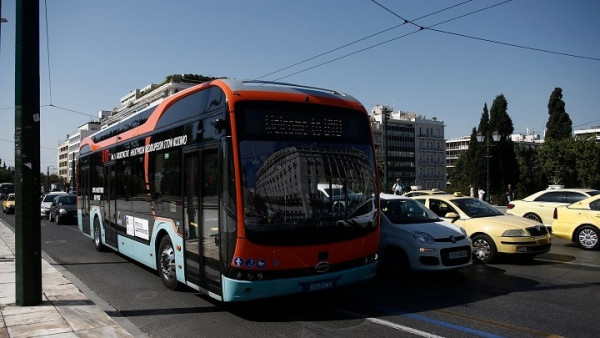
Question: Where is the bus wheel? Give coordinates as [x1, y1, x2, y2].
[93, 218, 104, 252]
[158, 236, 178, 290]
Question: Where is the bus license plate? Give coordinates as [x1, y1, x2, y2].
[308, 281, 334, 292]
[449, 250, 468, 259]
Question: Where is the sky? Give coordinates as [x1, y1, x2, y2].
[0, 0, 599, 172]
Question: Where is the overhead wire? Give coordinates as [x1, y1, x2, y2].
[256, 0, 476, 80]
[271, 0, 511, 81]
[371, 0, 600, 61]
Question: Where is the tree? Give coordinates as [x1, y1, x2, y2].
[574, 138, 600, 189]
[478, 103, 489, 138]
[486, 94, 519, 203]
[537, 138, 577, 187]
[545, 87, 572, 140]
[514, 145, 545, 197]
[450, 128, 482, 194]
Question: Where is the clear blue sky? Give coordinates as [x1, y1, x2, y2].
[1, 0, 599, 171]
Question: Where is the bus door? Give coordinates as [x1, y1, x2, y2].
[80, 166, 90, 234]
[183, 147, 221, 294]
[103, 163, 118, 247]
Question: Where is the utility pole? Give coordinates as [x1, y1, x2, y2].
[15, 0, 42, 306]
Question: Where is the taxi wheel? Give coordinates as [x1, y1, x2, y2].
[381, 247, 409, 278]
[472, 234, 497, 264]
[523, 213, 542, 223]
[576, 226, 599, 250]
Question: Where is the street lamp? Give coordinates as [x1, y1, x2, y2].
[476, 130, 500, 203]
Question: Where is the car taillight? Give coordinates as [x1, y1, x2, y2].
[553, 208, 558, 219]
[507, 203, 515, 209]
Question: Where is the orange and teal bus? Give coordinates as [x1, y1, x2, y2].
[77, 79, 379, 302]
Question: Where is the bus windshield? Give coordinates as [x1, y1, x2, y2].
[236, 101, 378, 245]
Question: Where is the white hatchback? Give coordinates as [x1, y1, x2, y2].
[379, 193, 472, 276]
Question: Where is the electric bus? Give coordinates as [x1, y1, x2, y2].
[77, 79, 379, 302]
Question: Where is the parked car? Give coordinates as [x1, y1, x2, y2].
[41, 192, 68, 219]
[414, 193, 551, 263]
[403, 189, 447, 197]
[2, 193, 15, 214]
[378, 193, 471, 276]
[552, 195, 600, 250]
[48, 194, 77, 224]
[507, 188, 600, 230]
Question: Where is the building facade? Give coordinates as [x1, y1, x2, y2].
[446, 135, 471, 170]
[370, 105, 446, 191]
[102, 80, 196, 128]
[574, 126, 600, 141]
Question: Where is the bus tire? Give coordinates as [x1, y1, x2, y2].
[158, 236, 178, 290]
[93, 217, 104, 252]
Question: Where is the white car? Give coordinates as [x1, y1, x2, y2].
[379, 193, 472, 276]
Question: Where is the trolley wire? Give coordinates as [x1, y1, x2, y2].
[256, 0, 476, 80]
[271, 0, 511, 81]
[371, 0, 600, 61]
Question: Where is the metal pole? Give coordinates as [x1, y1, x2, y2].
[486, 136, 490, 204]
[15, 0, 42, 306]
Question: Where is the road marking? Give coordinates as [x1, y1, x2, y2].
[536, 258, 600, 269]
[334, 307, 445, 338]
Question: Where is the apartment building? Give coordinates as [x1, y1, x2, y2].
[370, 105, 446, 191]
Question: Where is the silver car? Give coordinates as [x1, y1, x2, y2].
[40, 192, 68, 219]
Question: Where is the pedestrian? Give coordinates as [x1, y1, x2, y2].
[469, 184, 475, 198]
[505, 184, 514, 203]
[392, 178, 404, 195]
[478, 186, 485, 201]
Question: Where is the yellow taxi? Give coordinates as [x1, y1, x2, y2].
[552, 195, 600, 250]
[507, 188, 600, 230]
[412, 193, 551, 263]
[403, 189, 447, 198]
[2, 193, 15, 214]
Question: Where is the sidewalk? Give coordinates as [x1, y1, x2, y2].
[0, 219, 136, 337]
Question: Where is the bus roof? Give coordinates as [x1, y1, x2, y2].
[79, 79, 365, 153]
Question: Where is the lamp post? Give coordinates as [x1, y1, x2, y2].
[476, 130, 500, 203]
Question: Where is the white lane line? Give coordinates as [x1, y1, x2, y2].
[335, 307, 445, 338]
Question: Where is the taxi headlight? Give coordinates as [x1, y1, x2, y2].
[59, 208, 67, 215]
[502, 229, 527, 237]
[413, 231, 435, 243]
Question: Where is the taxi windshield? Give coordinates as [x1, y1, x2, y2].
[452, 198, 503, 218]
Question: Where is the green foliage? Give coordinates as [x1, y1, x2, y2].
[478, 103, 489, 137]
[489, 94, 514, 136]
[537, 138, 577, 187]
[449, 128, 484, 195]
[573, 139, 600, 188]
[514, 145, 545, 197]
[545, 88, 572, 140]
[0, 165, 14, 184]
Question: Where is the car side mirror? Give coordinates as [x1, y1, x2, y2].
[445, 212, 459, 220]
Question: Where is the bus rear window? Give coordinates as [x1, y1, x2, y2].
[235, 101, 371, 143]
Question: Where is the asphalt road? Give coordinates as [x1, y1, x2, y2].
[3, 213, 599, 338]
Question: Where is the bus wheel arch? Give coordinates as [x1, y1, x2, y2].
[157, 233, 179, 290]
